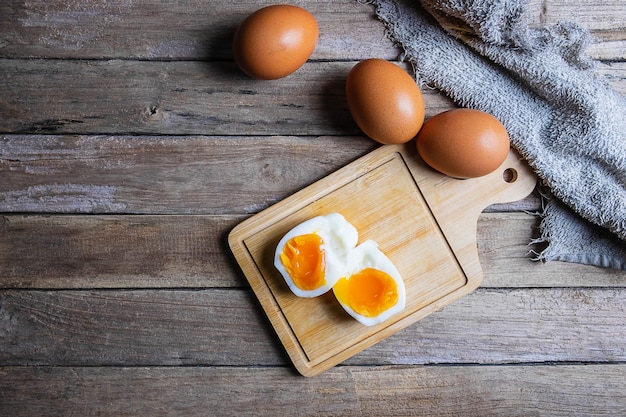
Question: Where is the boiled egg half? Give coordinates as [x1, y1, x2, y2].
[333, 239, 405, 326]
[274, 213, 358, 298]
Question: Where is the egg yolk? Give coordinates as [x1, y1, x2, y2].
[279, 234, 326, 291]
[333, 268, 398, 318]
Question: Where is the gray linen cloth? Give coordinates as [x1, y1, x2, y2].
[364, 0, 626, 269]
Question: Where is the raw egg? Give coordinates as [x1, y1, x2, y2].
[274, 213, 358, 298]
[346, 58, 425, 145]
[233, 5, 318, 80]
[333, 240, 406, 326]
[416, 108, 511, 178]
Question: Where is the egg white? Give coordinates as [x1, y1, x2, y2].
[274, 213, 358, 298]
[334, 239, 406, 326]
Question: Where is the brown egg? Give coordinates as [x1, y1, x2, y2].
[346, 58, 425, 145]
[416, 108, 511, 178]
[233, 5, 318, 80]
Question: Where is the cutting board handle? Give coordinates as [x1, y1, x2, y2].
[408, 145, 537, 286]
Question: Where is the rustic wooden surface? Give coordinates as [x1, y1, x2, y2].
[1, 0, 625, 415]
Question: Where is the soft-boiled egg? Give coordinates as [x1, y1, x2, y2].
[274, 213, 358, 298]
[333, 240, 406, 326]
[274, 213, 406, 326]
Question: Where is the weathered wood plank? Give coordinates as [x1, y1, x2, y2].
[351, 287, 626, 365]
[2, 60, 624, 135]
[589, 40, 626, 62]
[2, 213, 623, 289]
[0, 59, 454, 135]
[0, 0, 398, 61]
[539, 0, 626, 33]
[0, 289, 286, 366]
[0, 0, 623, 61]
[1, 288, 624, 366]
[527, 0, 626, 60]
[0, 60, 370, 135]
[0, 214, 243, 288]
[0, 134, 538, 215]
[0, 135, 381, 214]
[478, 212, 626, 287]
[348, 364, 626, 417]
[1, 364, 625, 417]
[3, 135, 537, 215]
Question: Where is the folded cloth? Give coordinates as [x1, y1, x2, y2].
[364, 0, 626, 269]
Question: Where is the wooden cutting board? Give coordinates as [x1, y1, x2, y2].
[228, 143, 536, 377]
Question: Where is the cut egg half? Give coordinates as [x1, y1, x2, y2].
[274, 213, 358, 298]
[333, 240, 406, 326]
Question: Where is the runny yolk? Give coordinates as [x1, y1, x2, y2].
[333, 268, 398, 318]
[279, 234, 326, 291]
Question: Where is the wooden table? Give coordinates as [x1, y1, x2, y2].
[1, 1, 625, 415]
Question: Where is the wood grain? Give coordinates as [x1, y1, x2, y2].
[2, 60, 624, 135]
[0, 0, 397, 61]
[0, 134, 539, 214]
[2, 213, 624, 290]
[0, 213, 626, 289]
[1, 0, 625, 413]
[0, 214, 242, 288]
[1, 364, 625, 417]
[0, 135, 378, 214]
[0, 59, 457, 135]
[1, 288, 624, 366]
[0, 0, 622, 61]
[477, 213, 626, 287]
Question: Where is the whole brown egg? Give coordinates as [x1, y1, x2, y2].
[416, 108, 511, 178]
[346, 58, 425, 145]
[233, 5, 318, 80]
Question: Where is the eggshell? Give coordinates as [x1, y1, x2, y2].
[233, 5, 318, 80]
[416, 108, 511, 178]
[345, 58, 425, 145]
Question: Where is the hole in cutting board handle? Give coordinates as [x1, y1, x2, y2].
[503, 168, 518, 183]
